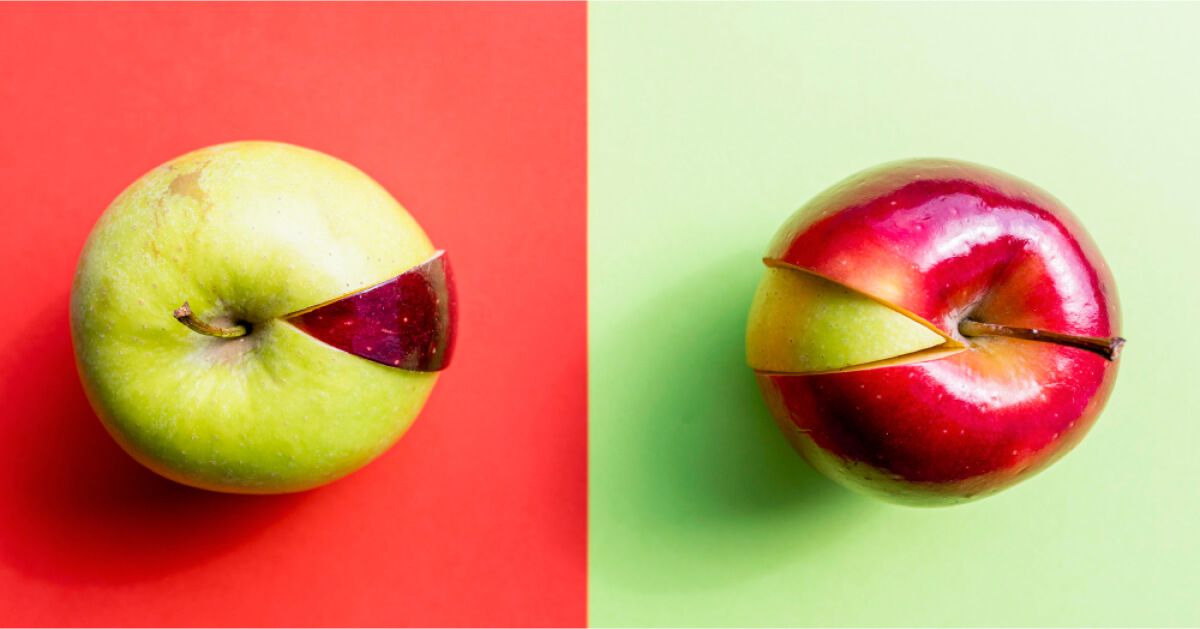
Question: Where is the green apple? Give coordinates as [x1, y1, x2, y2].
[70, 141, 453, 494]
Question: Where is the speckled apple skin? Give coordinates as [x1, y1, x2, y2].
[288, 252, 456, 372]
[70, 142, 441, 493]
[756, 159, 1122, 505]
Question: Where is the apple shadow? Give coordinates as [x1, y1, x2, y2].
[0, 294, 304, 585]
[591, 252, 875, 593]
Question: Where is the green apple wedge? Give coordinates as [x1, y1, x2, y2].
[746, 261, 959, 374]
[71, 141, 443, 493]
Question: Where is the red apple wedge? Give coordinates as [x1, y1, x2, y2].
[282, 251, 456, 371]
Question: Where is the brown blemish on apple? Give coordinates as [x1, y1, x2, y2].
[169, 170, 207, 201]
[146, 214, 163, 260]
[147, 166, 213, 266]
[145, 167, 207, 263]
[170, 167, 213, 233]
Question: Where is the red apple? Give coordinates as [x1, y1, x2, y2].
[747, 159, 1124, 505]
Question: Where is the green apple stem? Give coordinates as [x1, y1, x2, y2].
[959, 319, 1125, 361]
[172, 301, 248, 339]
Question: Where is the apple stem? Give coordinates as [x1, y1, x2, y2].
[172, 301, 248, 339]
[958, 319, 1125, 361]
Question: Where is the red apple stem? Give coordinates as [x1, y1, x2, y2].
[959, 319, 1125, 361]
[172, 301, 248, 339]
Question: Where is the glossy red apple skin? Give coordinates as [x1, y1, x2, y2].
[758, 159, 1121, 505]
[287, 251, 457, 371]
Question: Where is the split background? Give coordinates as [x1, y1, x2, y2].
[1, 2, 1198, 626]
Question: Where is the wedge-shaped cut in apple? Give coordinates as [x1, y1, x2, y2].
[746, 260, 959, 374]
[285, 251, 456, 371]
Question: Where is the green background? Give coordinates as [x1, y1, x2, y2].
[589, 3, 1200, 626]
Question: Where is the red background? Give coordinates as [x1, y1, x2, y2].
[0, 3, 586, 626]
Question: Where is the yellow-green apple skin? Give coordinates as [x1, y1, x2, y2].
[70, 141, 439, 493]
[746, 264, 950, 374]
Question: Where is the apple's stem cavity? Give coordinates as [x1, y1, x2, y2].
[172, 301, 249, 339]
[959, 319, 1125, 361]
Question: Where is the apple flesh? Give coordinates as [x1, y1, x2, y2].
[71, 141, 455, 494]
[748, 158, 1124, 505]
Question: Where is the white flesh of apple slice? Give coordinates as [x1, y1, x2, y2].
[746, 261, 963, 375]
